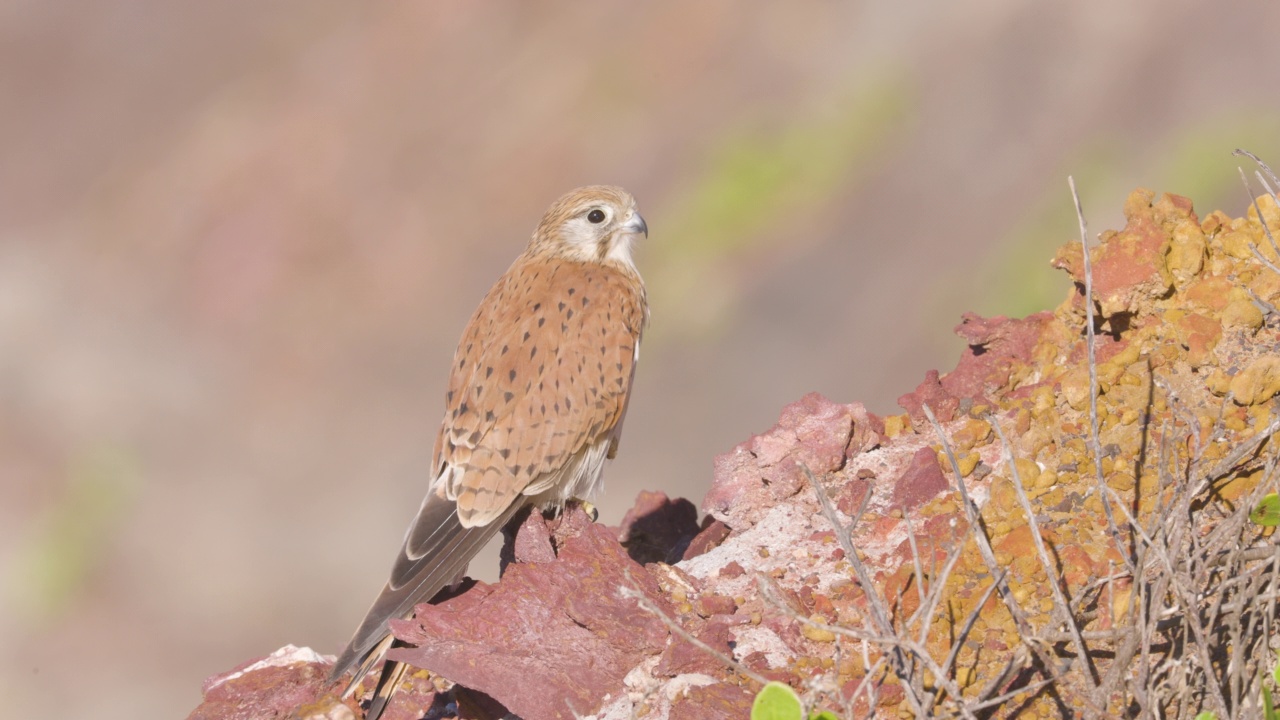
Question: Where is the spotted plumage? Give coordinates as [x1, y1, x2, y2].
[329, 186, 648, 719]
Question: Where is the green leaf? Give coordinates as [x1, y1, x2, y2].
[751, 682, 803, 720]
[1194, 713, 1217, 720]
[1273, 654, 1280, 686]
[810, 712, 840, 720]
[1250, 493, 1280, 526]
[1263, 681, 1275, 720]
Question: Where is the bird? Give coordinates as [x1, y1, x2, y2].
[328, 185, 649, 719]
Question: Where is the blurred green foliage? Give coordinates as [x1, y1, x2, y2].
[649, 76, 911, 340]
[11, 444, 139, 623]
[975, 112, 1280, 321]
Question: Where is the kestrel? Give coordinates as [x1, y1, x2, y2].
[329, 186, 649, 719]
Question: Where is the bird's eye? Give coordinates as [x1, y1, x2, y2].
[587, 209, 606, 224]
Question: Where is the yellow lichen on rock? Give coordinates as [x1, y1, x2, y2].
[950, 418, 992, 453]
[1165, 217, 1206, 287]
[883, 413, 909, 437]
[1013, 457, 1041, 489]
[800, 615, 837, 643]
[813, 186, 1280, 719]
[1184, 275, 1234, 311]
[1249, 266, 1280, 304]
[1219, 225, 1261, 260]
[1060, 367, 1091, 411]
[1221, 297, 1264, 330]
[1248, 193, 1280, 243]
[1229, 356, 1280, 405]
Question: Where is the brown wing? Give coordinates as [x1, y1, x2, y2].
[435, 253, 646, 527]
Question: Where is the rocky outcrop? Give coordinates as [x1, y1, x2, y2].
[188, 188, 1280, 719]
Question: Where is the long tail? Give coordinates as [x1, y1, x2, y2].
[363, 656, 410, 720]
[329, 493, 521, 718]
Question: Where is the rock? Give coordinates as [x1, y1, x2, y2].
[618, 490, 701, 564]
[193, 185, 1280, 720]
[703, 393, 878, 530]
[388, 509, 671, 720]
[186, 646, 356, 720]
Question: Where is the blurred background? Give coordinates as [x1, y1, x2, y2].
[3, 2, 1280, 717]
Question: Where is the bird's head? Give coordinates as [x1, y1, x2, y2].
[530, 185, 647, 269]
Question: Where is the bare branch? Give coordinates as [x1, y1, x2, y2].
[1069, 175, 1133, 574]
[618, 570, 769, 687]
[990, 417, 1100, 690]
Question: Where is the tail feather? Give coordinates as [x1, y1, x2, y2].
[363, 658, 410, 720]
[328, 493, 524, 716]
[336, 634, 394, 700]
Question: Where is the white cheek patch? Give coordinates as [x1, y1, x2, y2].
[605, 234, 637, 268]
[562, 218, 602, 247]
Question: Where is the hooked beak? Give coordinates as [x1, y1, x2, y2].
[623, 211, 648, 238]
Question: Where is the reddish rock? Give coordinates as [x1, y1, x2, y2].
[847, 406, 886, 457]
[682, 517, 731, 560]
[1092, 199, 1170, 303]
[187, 646, 363, 720]
[705, 393, 869, 530]
[192, 185, 1269, 720]
[762, 614, 806, 656]
[545, 502, 602, 546]
[500, 506, 557, 569]
[873, 682, 905, 708]
[922, 510, 967, 545]
[454, 687, 509, 720]
[656, 616, 734, 676]
[500, 503, 616, 572]
[1184, 275, 1234, 311]
[1050, 188, 1175, 319]
[719, 561, 745, 578]
[1057, 543, 1101, 590]
[377, 683, 444, 720]
[388, 514, 672, 720]
[949, 311, 1051, 394]
[1176, 312, 1222, 366]
[668, 681, 756, 720]
[897, 370, 958, 423]
[899, 312, 1051, 424]
[694, 592, 737, 617]
[834, 474, 873, 518]
[888, 447, 949, 513]
[618, 490, 701, 564]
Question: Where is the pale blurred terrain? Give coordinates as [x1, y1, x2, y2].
[2, 2, 1280, 718]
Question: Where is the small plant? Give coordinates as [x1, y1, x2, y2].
[1250, 492, 1280, 526]
[1194, 656, 1280, 720]
[750, 682, 839, 720]
[1265, 655, 1280, 720]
